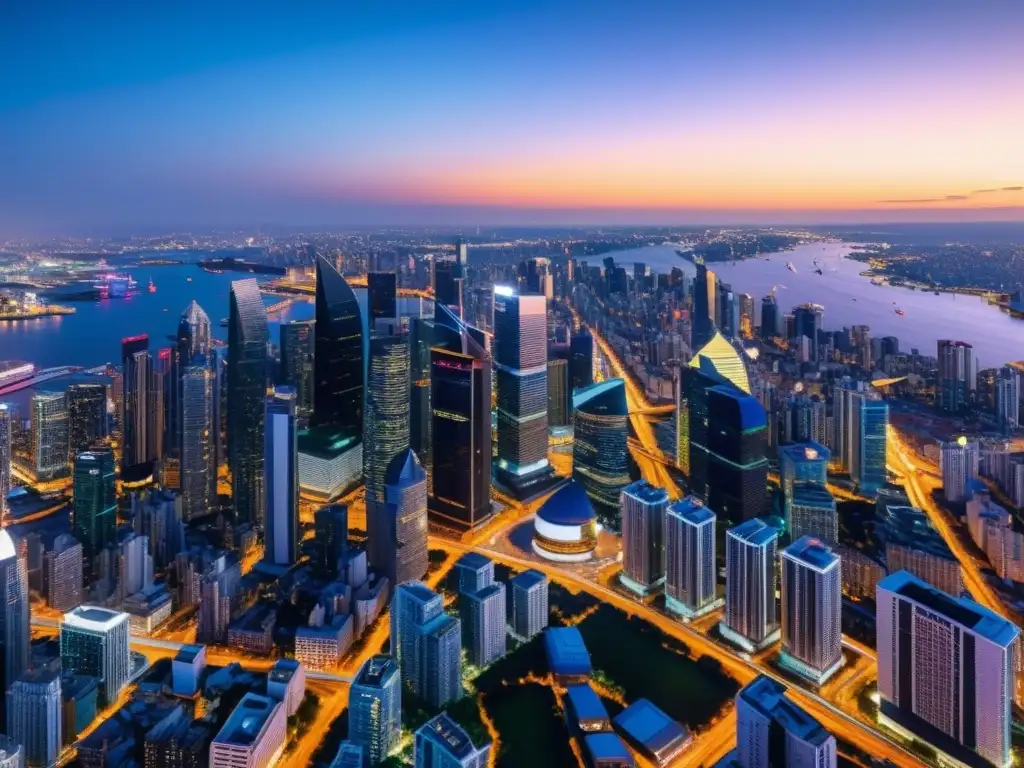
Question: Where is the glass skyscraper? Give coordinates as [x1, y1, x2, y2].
[367, 272, 398, 322]
[66, 383, 107, 460]
[0, 529, 29, 697]
[382, 448, 429, 589]
[264, 389, 299, 566]
[60, 606, 131, 705]
[572, 379, 630, 524]
[227, 278, 269, 529]
[851, 393, 888, 496]
[692, 259, 715, 349]
[665, 496, 719, 618]
[0, 404, 10, 524]
[569, 331, 594, 391]
[279, 320, 315, 419]
[121, 333, 152, 480]
[179, 358, 215, 521]
[722, 518, 780, 652]
[32, 391, 69, 482]
[349, 655, 401, 765]
[780, 536, 843, 685]
[72, 450, 117, 561]
[313, 256, 364, 439]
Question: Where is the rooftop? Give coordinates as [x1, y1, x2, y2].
[354, 655, 398, 688]
[881, 570, 1020, 647]
[622, 480, 670, 506]
[175, 644, 205, 664]
[214, 693, 281, 747]
[419, 713, 480, 758]
[739, 676, 831, 746]
[544, 627, 592, 676]
[728, 518, 779, 547]
[783, 536, 839, 572]
[63, 605, 128, 633]
[585, 733, 633, 764]
[613, 698, 690, 755]
[779, 441, 830, 465]
[572, 378, 628, 416]
[510, 569, 548, 591]
[566, 684, 610, 723]
[269, 658, 302, 684]
[689, 331, 751, 394]
[384, 447, 425, 486]
[537, 480, 597, 526]
[455, 552, 493, 571]
[879, 504, 956, 562]
[467, 583, 505, 603]
[297, 425, 358, 460]
[707, 384, 766, 431]
[667, 496, 715, 525]
[396, 581, 441, 605]
[791, 484, 835, 508]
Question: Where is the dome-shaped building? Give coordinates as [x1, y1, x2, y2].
[533, 481, 598, 562]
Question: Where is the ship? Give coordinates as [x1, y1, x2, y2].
[198, 257, 285, 275]
[786, 262, 797, 273]
[148, 278, 157, 293]
[0, 361, 35, 389]
[894, 308, 905, 316]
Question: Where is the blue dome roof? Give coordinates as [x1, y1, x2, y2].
[537, 481, 597, 526]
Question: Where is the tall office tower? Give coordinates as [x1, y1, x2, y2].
[115, 531, 153, 600]
[6, 666, 61, 768]
[227, 278, 269, 530]
[454, 553, 494, 595]
[937, 340, 974, 413]
[454, 238, 468, 268]
[462, 582, 507, 667]
[279, 320, 315, 420]
[60, 606, 131, 705]
[493, 287, 556, 498]
[877, 571, 1017, 768]
[31, 392, 69, 482]
[72, 450, 116, 563]
[209, 693, 286, 768]
[792, 303, 823, 362]
[994, 366, 1021, 433]
[365, 333, 411, 572]
[178, 300, 211, 360]
[849, 391, 888, 496]
[569, 331, 594, 391]
[941, 437, 980, 503]
[664, 496, 718, 618]
[391, 582, 462, 707]
[778, 441, 833, 540]
[722, 520, 780, 652]
[780, 536, 843, 685]
[572, 380, 630, 520]
[408, 317, 433, 476]
[0, 405, 9, 525]
[415, 713, 491, 768]
[313, 256, 364, 436]
[349, 656, 401, 766]
[509, 570, 549, 641]
[692, 260, 715, 349]
[149, 348, 170, 469]
[314, 504, 348, 578]
[738, 293, 755, 337]
[789, 485, 837, 544]
[66, 383, 107, 459]
[381, 449, 429, 588]
[735, 675, 837, 768]
[264, 389, 298, 566]
[0, 529, 29, 696]
[428, 304, 492, 533]
[120, 333, 151, 480]
[620, 481, 669, 596]
[432, 258, 463, 318]
[704, 385, 768, 524]
[43, 533, 83, 613]
[759, 295, 779, 341]
[179, 359, 215, 522]
[368, 272, 398, 322]
[546, 358, 571, 428]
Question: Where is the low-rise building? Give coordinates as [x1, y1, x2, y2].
[209, 694, 286, 768]
[613, 699, 691, 767]
[172, 644, 207, 697]
[295, 615, 354, 671]
[226, 604, 277, 656]
[564, 684, 611, 734]
[123, 583, 173, 635]
[544, 627, 592, 684]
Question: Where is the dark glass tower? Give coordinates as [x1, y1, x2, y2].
[428, 304, 492, 532]
[569, 331, 594, 391]
[227, 278, 269, 529]
[279, 320, 315, 419]
[368, 272, 398, 322]
[409, 317, 433, 478]
[313, 256, 364, 439]
[432, 259, 462, 319]
[121, 334, 151, 480]
[704, 385, 769, 524]
[73, 450, 117, 560]
[572, 379, 630, 525]
[692, 260, 715, 349]
[67, 383, 107, 459]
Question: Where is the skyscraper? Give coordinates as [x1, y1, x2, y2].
[349, 656, 401, 766]
[227, 278, 269, 529]
[0, 529, 29, 696]
[179, 359, 215, 521]
[692, 259, 715, 349]
[876, 570, 1018, 768]
[60, 606, 131, 705]
[178, 300, 212, 360]
[408, 317, 433, 477]
[941, 437, 980, 503]
[313, 256, 364, 437]
[428, 304, 492, 533]
[66, 383, 107, 459]
[792, 303, 823, 362]
[31, 392, 68, 482]
[546, 357, 571, 429]
[121, 334, 152, 480]
[509, 570, 548, 641]
[43, 533, 83, 613]
[414, 713, 491, 768]
[664, 496, 719, 618]
[779, 442, 834, 541]
[72, 451, 117, 561]
[432, 258, 462, 318]
[391, 582, 461, 707]
[381, 449, 429, 588]
[6, 666, 61, 768]
[314, 504, 348, 578]
[493, 287, 555, 498]
[454, 553, 494, 595]
[789, 485, 837, 544]
[0, 405, 9, 525]
[759, 295, 779, 341]
[264, 389, 298, 566]
[937, 340, 974, 413]
[462, 582, 507, 667]
[994, 366, 1020, 433]
[572, 379, 630, 520]
[722, 519, 780, 652]
[569, 331, 594, 391]
[365, 333, 411, 572]
[735, 675, 837, 768]
[620, 480, 669, 596]
[849, 392, 888, 496]
[780, 536, 842, 685]
[279, 320, 315, 420]
[704, 384, 768, 523]
[367, 272, 398, 322]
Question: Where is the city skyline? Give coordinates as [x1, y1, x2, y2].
[2, 2, 1023, 234]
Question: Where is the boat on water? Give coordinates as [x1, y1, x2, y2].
[871, 277, 885, 286]
[187, 276, 194, 282]
[786, 262, 797, 273]
[148, 278, 157, 293]
[894, 308, 905, 316]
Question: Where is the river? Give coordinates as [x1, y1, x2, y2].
[606, 242, 1024, 369]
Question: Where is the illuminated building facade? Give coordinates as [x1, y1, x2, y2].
[572, 379, 630, 521]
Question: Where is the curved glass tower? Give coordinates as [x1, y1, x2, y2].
[313, 256, 364, 439]
[572, 379, 630, 523]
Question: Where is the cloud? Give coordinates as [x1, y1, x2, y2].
[945, 195, 968, 200]
[879, 197, 946, 204]
[972, 188, 999, 194]
[1003, 186, 1023, 191]
[880, 185, 1022, 205]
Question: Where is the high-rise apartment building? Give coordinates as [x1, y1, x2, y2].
[620, 481, 669, 596]
[780, 537, 842, 685]
[0, 529, 29, 695]
[454, 553, 494, 595]
[994, 366, 1021, 433]
[724, 520, 778, 651]
[72, 451, 117, 563]
[665, 496, 719, 618]
[279, 320, 315, 419]
[179, 358, 215, 521]
[735, 675, 837, 768]
[66, 383, 107, 459]
[789, 485, 837, 544]
[847, 390, 888, 496]
[31, 392, 68, 482]
[227, 278, 269, 529]
[493, 287, 555, 498]
[60, 606, 131, 705]
[264, 389, 298, 566]
[778, 441, 829, 534]
[938, 340, 974, 413]
[391, 582, 462, 707]
[414, 713, 491, 768]
[941, 438, 980, 503]
[349, 656, 401, 766]
[462, 582, 506, 667]
[43, 533, 83, 613]
[6, 666, 61, 768]
[877, 571, 1018, 768]
[121, 334, 152, 480]
[509, 570, 548, 641]
[313, 256, 364, 438]
[572, 380, 630, 518]
[381, 448, 429, 588]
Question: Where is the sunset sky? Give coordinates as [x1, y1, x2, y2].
[2, 0, 1022, 233]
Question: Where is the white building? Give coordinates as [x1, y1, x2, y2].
[267, 659, 305, 717]
[780, 537, 843, 685]
[735, 675, 836, 768]
[665, 496, 720, 619]
[209, 693, 286, 768]
[941, 438, 980, 503]
[721, 519, 780, 652]
[877, 570, 1019, 768]
[509, 570, 548, 641]
[59, 606, 131, 705]
[619, 480, 669, 596]
[462, 582, 506, 667]
[264, 390, 298, 566]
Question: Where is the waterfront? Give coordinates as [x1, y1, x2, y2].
[608, 242, 1024, 368]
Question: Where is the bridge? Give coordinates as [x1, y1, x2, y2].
[0, 366, 82, 395]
